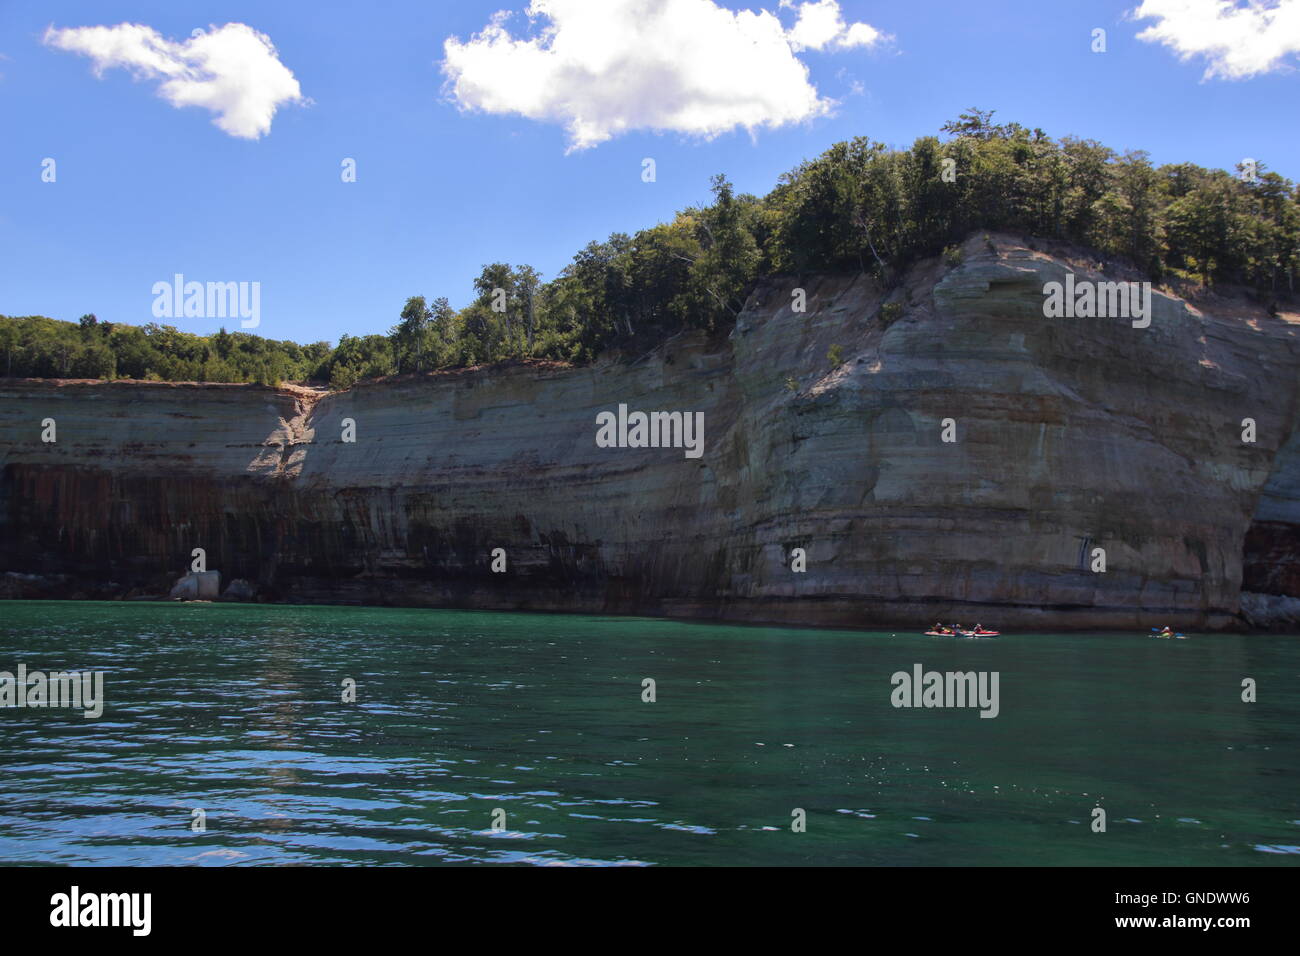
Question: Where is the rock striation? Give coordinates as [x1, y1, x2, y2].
[2, 235, 1298, 629]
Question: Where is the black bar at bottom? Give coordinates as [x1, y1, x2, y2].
[0, 865, 1286, 943]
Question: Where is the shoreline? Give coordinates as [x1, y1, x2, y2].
[4, 594, 1296, 636]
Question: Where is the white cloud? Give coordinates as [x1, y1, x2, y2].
[1132, 0, 1300, 79]
[783, 0, 882, 51]
[44, 22, 305, 139]
[441, 0, 888, 151]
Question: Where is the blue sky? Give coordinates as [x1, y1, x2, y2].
[2, 0, 1298, 345]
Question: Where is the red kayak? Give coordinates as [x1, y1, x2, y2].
[961, 629, 999, 637]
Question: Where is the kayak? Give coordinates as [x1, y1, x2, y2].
[924, 630, 955, 637]
[1150, 628, 1187, 639]
[960, 630, 999, 637]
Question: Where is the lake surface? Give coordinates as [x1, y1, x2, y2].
[0, 600, 1297, 866]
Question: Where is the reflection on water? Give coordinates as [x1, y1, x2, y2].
[0, 601, 1298, 866]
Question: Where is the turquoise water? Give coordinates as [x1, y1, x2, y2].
[0, 600, 1297, 866]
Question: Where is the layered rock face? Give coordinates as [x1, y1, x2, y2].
[3, 235, 1298, 628]
[1242, 423, 1300, 599]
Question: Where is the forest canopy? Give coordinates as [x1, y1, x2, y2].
[5, 111, 1296, 389]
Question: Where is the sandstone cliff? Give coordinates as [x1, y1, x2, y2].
[3, 235, 1298, 629]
